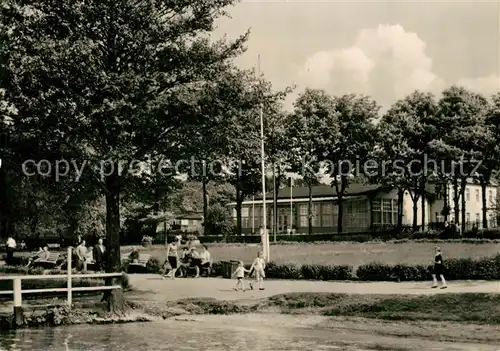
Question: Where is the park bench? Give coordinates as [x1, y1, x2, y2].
[128, 253, 151, 269]
[33, 252, 60, 269]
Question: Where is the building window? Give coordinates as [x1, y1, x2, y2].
[372, 199, 397, 225]
[475, 189, 479, 202]
[312, 204, 321, 227]
[489, 213, 495, 228]
[241, 207, 249, 228]
[299, 204, 308, 228]
[346, 199, 369, 229]
[489, 190, 493, 204]
[246, 206, 260, 230]
[321, 203, 333, 227]
[465, 189, 470, 201]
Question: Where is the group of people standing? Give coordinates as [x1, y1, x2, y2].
[74, 238, 107, 271]
[162, 236, 212, 279]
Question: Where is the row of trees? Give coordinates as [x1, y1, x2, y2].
[1, 1, 500, 278]
[281, 88, 500, 235]
[0, 0, 289, 272]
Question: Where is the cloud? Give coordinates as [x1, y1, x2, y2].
[296, 24, 446, 108]
[457, 75, 500, 97]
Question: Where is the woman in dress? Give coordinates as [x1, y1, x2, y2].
[432, 246, 447, 289]
[249, 251, 266, 290]
[162, 236, 180, 279]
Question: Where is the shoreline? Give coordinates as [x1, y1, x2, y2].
[3, 291, 500, 332]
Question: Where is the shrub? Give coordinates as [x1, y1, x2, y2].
[145, 257, 162, 274]
[0, 266, 45, 275]
[355, 254, 500, 281]
[266, 262, 302, 279]
[392, 264, 430, 281]
[301, 264, 353, 281]
[211, 261, 223, 276]
[356, 262, 394, 281]
[204, 204, 233, 237]
[476, 228, 500, 240]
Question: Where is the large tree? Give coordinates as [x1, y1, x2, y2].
[381, 91, 437, 231]
[287, 89, 330, 235]
[1, 0, 248, 306]
[317, 94, 378, 234]
[431, 86, 489, 233]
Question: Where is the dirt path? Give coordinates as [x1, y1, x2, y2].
[128, 274, 500, 302]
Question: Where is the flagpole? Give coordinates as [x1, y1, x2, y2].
[290, 177, 293, 232]
[252, 196, 255, 233]
[258, 54, 269, 262]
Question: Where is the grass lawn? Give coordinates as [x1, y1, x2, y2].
[122, 242, 500, 268]
[151, 292, 500, 324]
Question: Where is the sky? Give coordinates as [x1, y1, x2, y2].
[213, 0, 500, 111]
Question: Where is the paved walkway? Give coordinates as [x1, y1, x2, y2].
[128, 275, 500, 302]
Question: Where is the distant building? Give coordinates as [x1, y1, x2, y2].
[156, 212, 204, 235]
[227, 182, 498, 234]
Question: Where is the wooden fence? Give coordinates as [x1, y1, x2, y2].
[0, 247, 123, 324]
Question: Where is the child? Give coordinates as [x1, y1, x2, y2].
[249, 251, 266, 290]
[232, 261, 250, 291]
[432, 246, 447, 289]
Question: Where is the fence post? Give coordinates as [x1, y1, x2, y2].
[67, 247, 72, 307]
[13, 277, 23, 326]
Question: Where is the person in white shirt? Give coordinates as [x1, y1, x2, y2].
[249, 251, 266, 291]
[75, 240, 88, 271]
[6, 237, 16, 265]
[232, 261, 250, 291]
[194, 245, 212, 277]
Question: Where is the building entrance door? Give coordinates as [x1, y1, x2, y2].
[278, 214, 288, 233]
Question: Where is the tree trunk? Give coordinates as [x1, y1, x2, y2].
[235, 184, 242, 236]
[273, 162, 278, 236]
[410, 180, 419, 231]
[105, 174, 121, 273]
[102, 172, 123, 313]
[453, 177, 460, 225]
[480, 177, 488, 229]
[308, 182, 313, 235]
[397, 188, 404, 231]
[443, 180, 448, 222]
[420, 179, 426, 231]
[202, 175, 208, 225]
[460, 178, 466, 234]
[337, 193, 343, 234]
[412, 200, 418, 231]
[335, 177, 345, 234]
[0, 168, 9, 240]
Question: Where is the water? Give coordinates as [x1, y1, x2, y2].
[0, 314, 497, 351]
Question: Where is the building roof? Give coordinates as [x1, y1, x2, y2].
[255, 183, 383, 200]
[174, 213, 203, 220]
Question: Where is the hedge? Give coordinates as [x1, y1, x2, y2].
[5, 254, 500, 282]
[192, 228, 500, 244]
[121, 254, 500, 282]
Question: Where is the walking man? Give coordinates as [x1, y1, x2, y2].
[75, 240, 88, 271]
[94, 238, 106, 271]
[432, 246, 447, 289]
